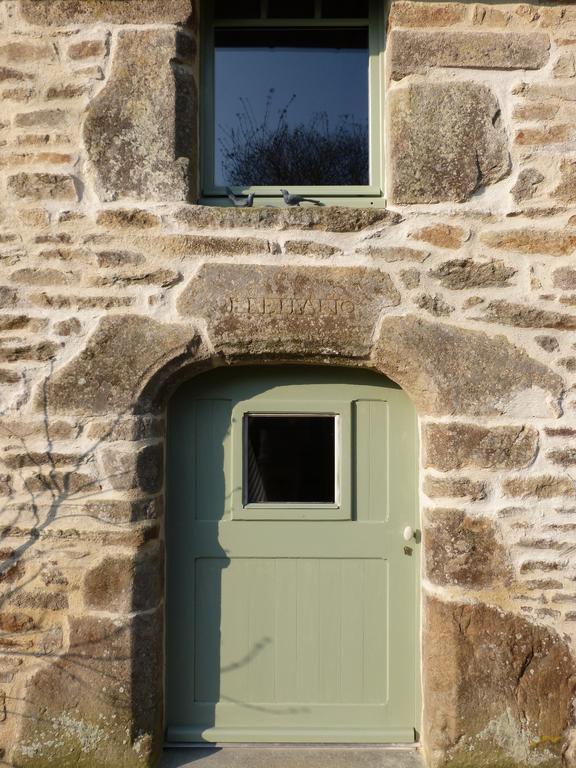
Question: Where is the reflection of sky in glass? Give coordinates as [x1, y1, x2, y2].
[214, 34, 369, 187]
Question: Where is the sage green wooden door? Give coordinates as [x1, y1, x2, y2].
[166, 367, 419, 744]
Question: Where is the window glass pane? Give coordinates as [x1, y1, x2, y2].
[214, 28, 369, 187]
[245, 415, 336, 504]
[267, 0, 315, 18]
[215, 0, 261, 19]
[321, 0, 368, 18]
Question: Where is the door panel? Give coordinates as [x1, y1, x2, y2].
[166, 367, 419, 744]
[195, 557, 388, 705]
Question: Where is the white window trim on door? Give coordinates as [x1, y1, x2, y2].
[231, 398, 352, 520]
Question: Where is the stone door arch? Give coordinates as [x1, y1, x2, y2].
[9, 261, 574, 768]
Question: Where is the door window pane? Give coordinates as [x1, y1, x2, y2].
[245, 415, 336, 503]
[214, 28, 369, 187]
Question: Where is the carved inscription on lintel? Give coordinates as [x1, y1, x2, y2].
[224, 296, 357, 316]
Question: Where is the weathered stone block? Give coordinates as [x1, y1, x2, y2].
[511, 168, 545, 203]
[390, 29, 549, 79]
[42, 315, 202, 415]
[9, 590, 68, 611]
[46, 83, 89, 100]
[0, 315, 35, 331]
[389, 1, 467, 28]
[410, 223, 467, 249]
[553, 267, 576, 290]
[481, 300, 576, 330]
[359, 246, 429, 262]
[100, 443, 163, 494]
[96, 209, 160, 229]
[54, 318, 82, 336]
[389, 83, 510, 204]
[0, 612, 35, 632]
[32, 293, 135, 310]
[283, 240, 341, 257]
[83, 498, 162, 524]
[83, 545, 163, 613]
[130, 233, 272, 258]
[12, 612, 163, 767]
[7, 172, 77, 201]
[547, 448, 576, 467]
[423, 476, 486, 500]
[86, 416, 163, 441]
[20, 0, 193, 25]
[24, 470, 101, 496]
[10, 268, 75, 285]
[0, 286, 18, 308]
[425, 509, 511, 587]
[0, 42, 55, 63]
[84, 29, 196, 202]
[0, 474, 13, 496]
[503, 475, 576, 499]
[67, 40, 106, 60]
[515, 82, 576, 104]
[536, 335, 560, 353]
[516, 124, 572, 145]
[96, 250, 145, 268]
[553, 159, 576, 203]
[430, 259, 516, 289]
[545, 427, 576, 438]
[513, 102, 559, 121]
[0, 550, 23, 583]
[3, 451, 85, 469]
[173, 205, 401, 232]
[14, 109, 67, 128]
[374, 317, 561, 417]
[93, 268, 182, 288]
[423, 423, 539, 471]
[177, 263, 399, 358]
[482, 229, 576, 256]
[414, 293, 454, 317]
[423, 598, 576, 767]
[0, 370, 20, 384]
[0, 66, 32, 82]
[0, 341, 59, 363]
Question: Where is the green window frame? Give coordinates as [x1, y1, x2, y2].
[200, 0, 386, 207]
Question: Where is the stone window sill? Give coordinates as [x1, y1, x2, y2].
[176, 204, 401, 232]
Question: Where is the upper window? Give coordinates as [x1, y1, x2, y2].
[201, 0, 384, 205]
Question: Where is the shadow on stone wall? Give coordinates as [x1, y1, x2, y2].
[0, 365, 166, 767]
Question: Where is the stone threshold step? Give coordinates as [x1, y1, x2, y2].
[162, 745, 424, 768]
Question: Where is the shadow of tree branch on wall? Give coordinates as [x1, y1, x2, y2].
[0, 363, 166, 767]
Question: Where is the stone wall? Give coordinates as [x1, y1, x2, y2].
[1, 1, 576, 766]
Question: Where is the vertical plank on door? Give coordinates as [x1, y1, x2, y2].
[275, 559, 298, 703]
[355, 400, 388, 522]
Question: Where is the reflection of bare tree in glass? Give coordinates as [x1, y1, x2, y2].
[219, 90, 369, 186]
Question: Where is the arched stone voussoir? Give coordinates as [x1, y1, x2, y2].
[373, 315, 563, 418]
[37, 315, 206, 416]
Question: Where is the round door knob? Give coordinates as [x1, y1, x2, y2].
[403, 526, 414, 542]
